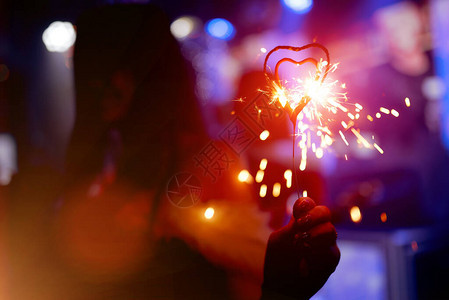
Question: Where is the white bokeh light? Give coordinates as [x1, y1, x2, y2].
[282, 0, 313, 14]
[170, 16, 199, 40]
[204, 207, 215, 219]
[42, 21, 76, 53]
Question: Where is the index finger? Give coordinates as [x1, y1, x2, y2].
[293, 197, 316, 219]
[294, 205, 331, 231]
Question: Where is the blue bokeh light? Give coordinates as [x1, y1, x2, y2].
[205, 18, 235, 41]
[282, 0, 313, 14]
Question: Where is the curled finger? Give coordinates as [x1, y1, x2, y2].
[305, 222, 337, 248]
[295, 205, 331, 232]
[292, 197, 316, 219]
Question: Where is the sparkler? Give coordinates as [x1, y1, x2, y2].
[262, 43, 403, 198]
[263, 43, 331, 124]
[263, 43, 332, 197]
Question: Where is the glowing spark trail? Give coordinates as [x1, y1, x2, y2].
[350, 128, 371, 148]
[405, 97, 411, 107]
[373, 143, 384, 154]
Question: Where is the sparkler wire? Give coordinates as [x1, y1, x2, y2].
[263, 43, 330, 81]
[293, 120, 300, 198]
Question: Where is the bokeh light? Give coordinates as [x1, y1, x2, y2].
[42, 21, 76, 52]
[272, 182, 281, 197]
[284, 170, 292, 188]
[259, 184, 267, 197]
[255, 170, 265, 183]
[237, 169, 251, 183]
[259, 158, 268, 170]
[281, 0, 313, 14]
[350, 206, 362, 223]
[205, 18, 235, 40]
[204, 207, 215, 219]
[170, 16, 199, 40]
[259, 130, 270, 141]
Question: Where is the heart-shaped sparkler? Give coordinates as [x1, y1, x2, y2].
[263, 43, 331, 197]
[263, 43, 330, 124]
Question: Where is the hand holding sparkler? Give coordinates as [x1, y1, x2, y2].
[262, 197, 340, 300]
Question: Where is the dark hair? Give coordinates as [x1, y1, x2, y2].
[66, 4, 208, 191]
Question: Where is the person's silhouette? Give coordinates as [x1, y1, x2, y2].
[60, 4, 339, 299]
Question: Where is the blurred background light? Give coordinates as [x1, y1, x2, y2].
[259, 130, 270, 140]
[259, 158, 268, 170]
[259, 184, 267, 197]
[284, 170, 292, 188]
[170, 16, 200, 40]
[281, 0, 313, 14]
[42, 21, 76, 53]
[350, 206, 362, 223]
[204, 207, 215, 219]
[255, 170, 264, 183]
[272, 182, 281, 197]
[422, 76, 446, 101]
[237, 169, 252, 183]
[205, 18, 235, 41]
